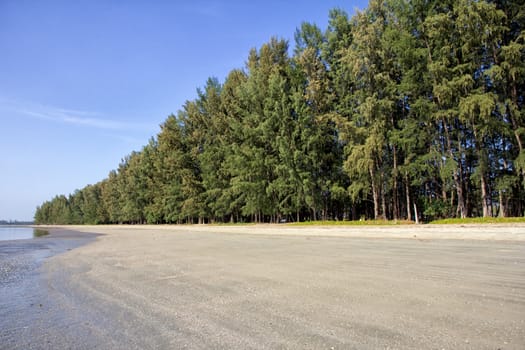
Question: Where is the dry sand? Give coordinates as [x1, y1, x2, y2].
[3, 224, 525, 349]
[64, 222, 525, 240]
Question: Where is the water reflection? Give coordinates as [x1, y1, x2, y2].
[33, 228, 49, 237]
[0, 227, 49, 241]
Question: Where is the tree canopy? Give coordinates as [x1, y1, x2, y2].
[35, 0, 525, 224]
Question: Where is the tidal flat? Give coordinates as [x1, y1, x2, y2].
[0, 229, 99, 349]
[1, 225, 525, 349]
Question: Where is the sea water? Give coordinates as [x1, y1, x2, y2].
[0, 227, 48, 241]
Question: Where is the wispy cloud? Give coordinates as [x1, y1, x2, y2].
[1, 97, 157, 132]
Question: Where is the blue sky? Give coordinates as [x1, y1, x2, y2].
[0, 0, 367, 221]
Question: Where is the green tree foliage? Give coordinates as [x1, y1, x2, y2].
[35, 0, 525, 225]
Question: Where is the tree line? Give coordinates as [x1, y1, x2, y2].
[0, 220, 34, 225]
[35, 0, 524, 225]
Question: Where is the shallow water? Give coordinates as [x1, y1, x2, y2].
[0, 227, 48, 241]
[0, 229, 100, 349]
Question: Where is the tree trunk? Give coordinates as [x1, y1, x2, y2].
[370, 166, 380, 220]
[455, 177, 466, 218]
[509, 83, 523, 153]
[474, 128, 492, 218]
[392, 145, 399, 220]
[480, 174, 491, 218]
[311, 188, 317, 221]
[405, 173, 411, 221]
[509, 84, 525, 188]
[381, 179, 387, 220]
[443, 119, 466, 218]
[498, 190, 507, 217]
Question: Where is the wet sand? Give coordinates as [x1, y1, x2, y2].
[0, 229, 99, 349]
[2, 224, 525, 349]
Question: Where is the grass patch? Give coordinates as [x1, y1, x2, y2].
[429, 217, 525, 224]
[288, 220, 415, 226]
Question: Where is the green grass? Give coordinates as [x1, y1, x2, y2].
[290, 217, 525, 225]
[288, 219, 415, 226]
[429, 217, 525, 224]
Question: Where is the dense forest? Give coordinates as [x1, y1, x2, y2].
[35, 0, 524, 225]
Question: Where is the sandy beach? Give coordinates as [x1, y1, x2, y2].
[2, 224, 525, 349]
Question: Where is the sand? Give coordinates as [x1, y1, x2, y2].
[63, 222, 525, 240]
[2, 224, 525, 349]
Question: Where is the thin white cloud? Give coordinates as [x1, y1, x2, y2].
[1, 97, 157, 132]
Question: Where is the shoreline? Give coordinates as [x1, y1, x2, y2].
[37, 222, 525, 241]
[0, 228, 99, 284]
[0, 229, 100, 349]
